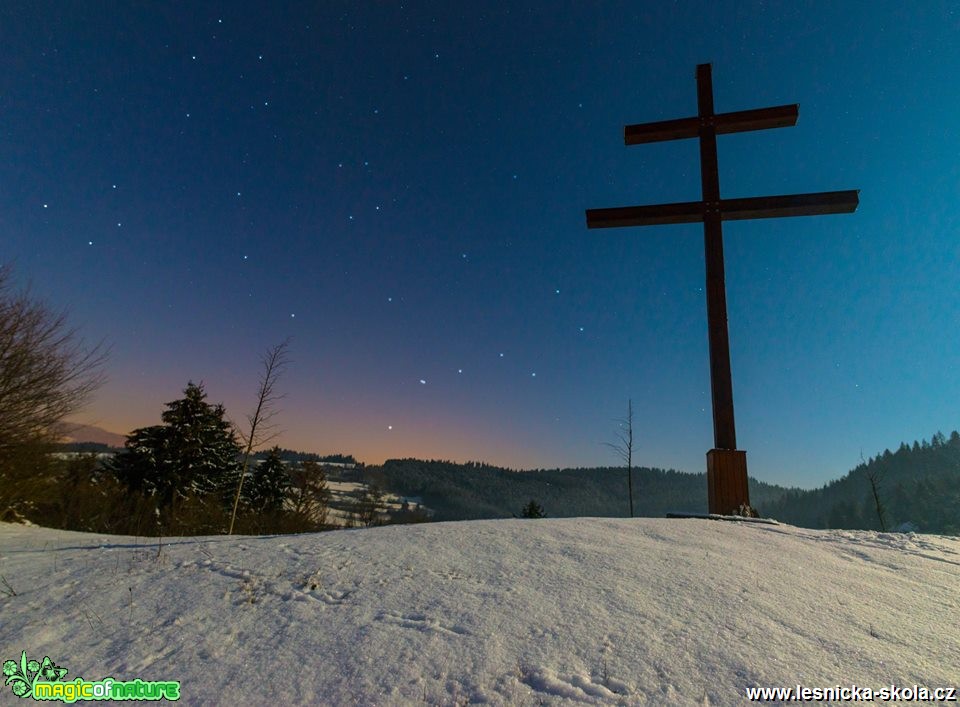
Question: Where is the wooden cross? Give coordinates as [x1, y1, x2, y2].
[586, 63, 858, 515]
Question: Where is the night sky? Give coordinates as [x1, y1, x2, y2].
[4, 2, 958, 487]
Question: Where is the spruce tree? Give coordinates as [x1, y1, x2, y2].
[112, 382, 242, 507]
[521, 499, 546, 518]
[244, 446, 289, 514]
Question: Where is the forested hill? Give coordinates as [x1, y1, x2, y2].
[762, 431, 960, 535]
[370, 432, 960, 535]
[369, 459, 791, 521]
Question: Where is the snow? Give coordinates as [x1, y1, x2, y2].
[1, 518, 958, 705]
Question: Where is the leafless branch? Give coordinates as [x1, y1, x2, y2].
[228, 339, 291, 535]
[0, 265, 108, 510]
[603, 399, 635, 517]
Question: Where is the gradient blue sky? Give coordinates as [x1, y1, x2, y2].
[3, 2, 958, 487]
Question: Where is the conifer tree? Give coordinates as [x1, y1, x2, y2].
[112, 382, 241, 507]
[244, 446, 289, 514]
[521, 499, 546, 518]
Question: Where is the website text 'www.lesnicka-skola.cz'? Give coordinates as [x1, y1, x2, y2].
[745, 684, 958, 702]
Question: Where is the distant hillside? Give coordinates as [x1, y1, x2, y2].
[250, 448, 358, 465]
[369, 459, 791, 522]
[371, 432, 960, 535]
[763, 431, 960, 535]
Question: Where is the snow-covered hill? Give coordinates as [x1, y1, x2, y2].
[1, 519, 957, 705]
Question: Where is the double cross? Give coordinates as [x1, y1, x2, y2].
[586, 64, 858, 514]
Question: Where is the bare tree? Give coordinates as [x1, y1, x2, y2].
[861, 450, 888, 532]
[288, 460, 331, 528]
[228, 339, 290, 535]
[0, 265, 107, 512]
[604, 399, 635, 517]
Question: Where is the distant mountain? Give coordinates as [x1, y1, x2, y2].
[54, 422, 127, 448]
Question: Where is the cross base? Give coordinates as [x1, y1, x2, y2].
[706, 449, 755, 516]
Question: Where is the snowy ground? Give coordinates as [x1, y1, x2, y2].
[1, 518, 957, 705]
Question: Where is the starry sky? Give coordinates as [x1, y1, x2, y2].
[3, 2, 958, 487]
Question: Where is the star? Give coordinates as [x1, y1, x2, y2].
[419, 379, 426, 385]
[387, 425, 393, 430]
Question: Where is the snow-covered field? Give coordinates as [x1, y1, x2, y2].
[1, 518, 957, 705]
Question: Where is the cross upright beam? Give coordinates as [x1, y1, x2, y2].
[586, 63, 858, 515]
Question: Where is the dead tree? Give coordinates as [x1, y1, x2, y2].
[228, 339, 290, 535]
[604, 399, 635, 517]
